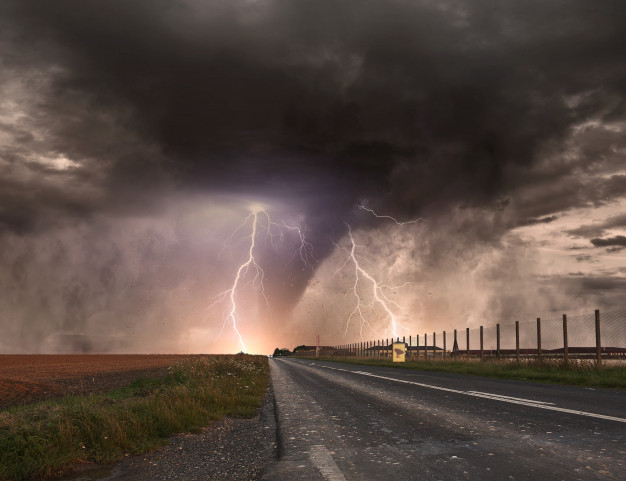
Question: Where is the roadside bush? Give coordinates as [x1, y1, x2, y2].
[0, 355, 269, 481]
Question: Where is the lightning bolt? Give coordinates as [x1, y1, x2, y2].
[335, 205, 423, 340]
[358, 204, 424, 225]
[336, 224, 413, 340]
[208, 204, 314, 352]
[273, 220, 316, 269]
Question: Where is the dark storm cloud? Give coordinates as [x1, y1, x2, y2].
[2, 1, 626, 353]
[510, 170, 626, 225]
[2, 0, 626, 231]
[575, 254, 596, 263]
[590, 235, 626, 247]
[520, 215, 558, 226]
[567, 213, 626, 238]
[580, 276, 626, 291]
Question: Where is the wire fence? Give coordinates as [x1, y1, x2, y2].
[295, 309, 626, 363]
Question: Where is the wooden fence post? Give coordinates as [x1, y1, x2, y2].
[595, 309, 601, 365]
[537, 318, 542, 361]
[454, 329, 457, 358]
[466, 327, 470, 359]
[496, 323, 501, 358]
[515, 321, 520, 361]
[425, 333, 428, 360]
[480, 326, 484, 360]
[433, 332, 437, 359]
[443, 331, 447, 359]
[563, 314, 568, 364]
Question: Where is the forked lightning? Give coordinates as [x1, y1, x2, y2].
[336, 205, 424, 340]
[209, 204, 314, 352]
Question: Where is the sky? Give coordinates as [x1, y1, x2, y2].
[1, 0, 625, 354]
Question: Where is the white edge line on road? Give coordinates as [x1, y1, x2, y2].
[308, 445, 348, 481]
[299, 361, 626, 424]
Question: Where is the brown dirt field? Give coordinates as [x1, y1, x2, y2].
[0, 354, 201, 410]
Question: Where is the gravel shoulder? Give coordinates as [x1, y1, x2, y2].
[62, 386, 278, 481]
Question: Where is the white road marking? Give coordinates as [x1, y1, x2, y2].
[467, 391, 555, 405]
[300, 361, 626, 424]
[308, 445, 347, 481]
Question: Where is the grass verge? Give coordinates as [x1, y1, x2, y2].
[0, 355, 269, 481]
[309, 356, 626, 389]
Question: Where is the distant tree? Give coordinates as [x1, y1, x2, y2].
[293, 345, 307, 352]
[272, 347, 291, 357]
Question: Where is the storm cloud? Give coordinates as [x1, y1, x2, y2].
[1, 0, 625, 352]
[591, 235, 626, 247]
[567, 214, 626, 238]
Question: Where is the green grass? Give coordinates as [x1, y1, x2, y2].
[310, 356, 626, 389]
[0, 355, 269, 481]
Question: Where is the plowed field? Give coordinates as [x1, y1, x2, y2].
[0, 354, 200, 410]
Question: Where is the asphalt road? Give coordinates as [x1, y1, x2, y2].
[262, 358, 626, 481]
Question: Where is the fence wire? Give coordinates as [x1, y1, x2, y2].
[602, 310, 626, 348]
[325, 309, 626, 359]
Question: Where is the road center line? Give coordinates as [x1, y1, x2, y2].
[305, 361, 626, 424]
[467, 391, 554, 405]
